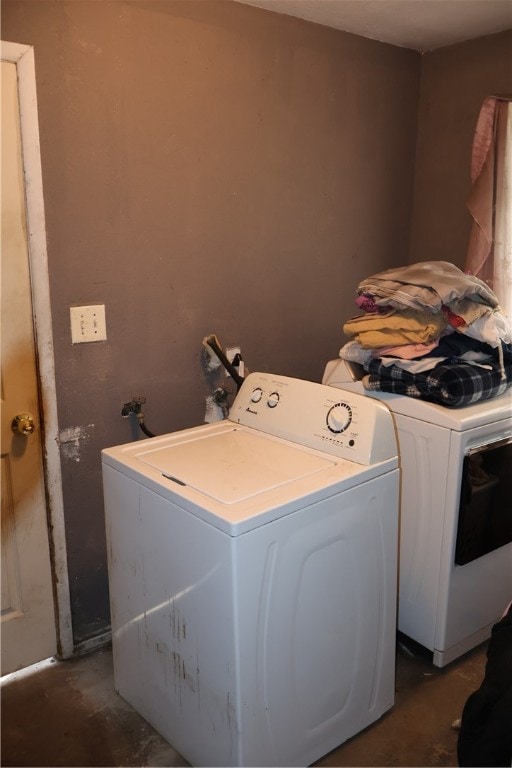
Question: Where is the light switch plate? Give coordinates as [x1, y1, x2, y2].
[70, 305, 107, 343]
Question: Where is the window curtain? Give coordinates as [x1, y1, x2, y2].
[465, 96, 512, 318]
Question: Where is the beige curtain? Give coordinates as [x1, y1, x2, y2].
[465, 96, 512, 318]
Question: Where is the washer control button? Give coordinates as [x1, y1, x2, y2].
[267, 392, 280, 408]
[326, 403, 352, 433]
[251, 387, 263, 403]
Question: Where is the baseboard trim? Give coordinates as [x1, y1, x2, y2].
[65, 629, 112, 659]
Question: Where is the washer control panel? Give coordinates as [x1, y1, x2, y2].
[230, 372, 397, 465]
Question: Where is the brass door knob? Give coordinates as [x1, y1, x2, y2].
[11, 413, 35, 436]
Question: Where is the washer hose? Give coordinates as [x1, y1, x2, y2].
[204, 334, 244, 391]
[121, 399, 157, 438]
[136, 414, 156, 439]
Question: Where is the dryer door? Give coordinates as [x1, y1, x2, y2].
[455, 436, 512, 565]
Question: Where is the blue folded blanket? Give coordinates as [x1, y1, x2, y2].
[365, 344, 512, 408]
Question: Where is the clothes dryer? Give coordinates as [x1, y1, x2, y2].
[102, 373, 399, 767]
[323, 358, 512, 667]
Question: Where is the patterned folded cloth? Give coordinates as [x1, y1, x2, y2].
[363, 344, 512, 407]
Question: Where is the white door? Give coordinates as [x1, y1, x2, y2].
[1, 59, 58, 674]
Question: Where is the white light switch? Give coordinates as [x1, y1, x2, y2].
[70, 305, 107, 343]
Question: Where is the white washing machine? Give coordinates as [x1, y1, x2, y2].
[323, 358, 512, 667]
[102, 372, 399, 767]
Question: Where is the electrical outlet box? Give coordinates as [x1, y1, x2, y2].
[70, 304, 107, 343]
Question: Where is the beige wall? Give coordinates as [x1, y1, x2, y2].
[410, 30, 512, 268]
[6, 2, 507, 647]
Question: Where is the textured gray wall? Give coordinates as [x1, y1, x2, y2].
[3, 0, 422, 645]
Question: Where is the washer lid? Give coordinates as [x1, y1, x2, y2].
[137, 427, 335, 504]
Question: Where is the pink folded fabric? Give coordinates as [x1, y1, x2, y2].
[371, 340, 440, 359]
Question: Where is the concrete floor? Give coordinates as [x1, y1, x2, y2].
[1, 635, 485, 767]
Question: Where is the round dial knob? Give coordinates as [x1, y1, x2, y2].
[326, 403, 352, 433]
[267, 392, 280, 408]
[251, 387, 263, 403]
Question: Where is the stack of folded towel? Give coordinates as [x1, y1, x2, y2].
[340, 261, 512, 407]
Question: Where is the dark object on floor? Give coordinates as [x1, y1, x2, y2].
[457, 602, 512, 767]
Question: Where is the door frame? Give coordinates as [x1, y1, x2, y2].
[1, 41, 73, 659]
